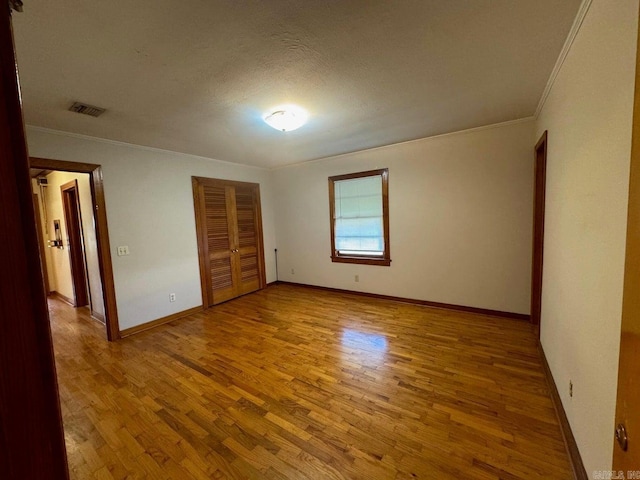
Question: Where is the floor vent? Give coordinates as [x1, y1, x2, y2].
[69, 102, 106, 117]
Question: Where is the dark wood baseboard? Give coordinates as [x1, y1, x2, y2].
[91, 310, 105, 323]
[538, 342, 588, 480]
[272, 281, 530, 321]
[119, 305, 204, 338]
[50, 290, 75, 307]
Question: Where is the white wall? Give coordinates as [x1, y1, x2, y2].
[40, 171, 105, 319]
[535, 0, 638, 473]
[273, 119, 535, 315]
[26, 127, 277, 330]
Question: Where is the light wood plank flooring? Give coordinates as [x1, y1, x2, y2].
[49, 284, 571, 479]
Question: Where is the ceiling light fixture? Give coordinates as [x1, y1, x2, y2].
[263, 105, 308, 132]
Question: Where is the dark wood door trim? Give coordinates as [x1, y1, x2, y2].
[0, 6, 69, 479]
[33, 192, 51, 294]
[192, 178, 214, 306]
[531, 131, 548, 333]
[60, 179, 90, 307]
[30, 157, 120, 341]
[192, 176, 267, 307]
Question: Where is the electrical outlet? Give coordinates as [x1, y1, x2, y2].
[169, 293, 176, 303]
[117, 245, 130, 256]
[569, 380, 573, 398]
[355, 275, 359, 282]
[291, 268, 295, 275]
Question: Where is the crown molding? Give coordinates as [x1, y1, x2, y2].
[28, 118, 535, 173]
[272, 116, 535, 170]
[535, 0, 593, 118]
[25, 125, 267, 170]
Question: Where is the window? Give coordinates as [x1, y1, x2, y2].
[328, 168, 390, 266]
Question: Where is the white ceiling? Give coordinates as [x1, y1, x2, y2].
[12, 1, 581, 168]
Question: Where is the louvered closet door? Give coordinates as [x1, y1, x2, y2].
[203, 184, 236, 305]
[194, 177, 265, 307]
[233, 185, 261, 295]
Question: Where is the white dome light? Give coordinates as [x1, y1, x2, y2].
[263, 105, 308, 132]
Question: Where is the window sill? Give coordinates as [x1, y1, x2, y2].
[331, 256, 391, 266]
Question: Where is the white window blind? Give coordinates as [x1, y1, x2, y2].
[334, 174, 384, 256]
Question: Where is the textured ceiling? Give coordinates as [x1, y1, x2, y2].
[12, 1, 581, 168]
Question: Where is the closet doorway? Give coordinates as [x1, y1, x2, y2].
[192, 177, 266, 307]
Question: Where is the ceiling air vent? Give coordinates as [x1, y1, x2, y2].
[69, 102, 106, 118]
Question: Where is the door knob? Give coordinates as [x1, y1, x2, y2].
[615, 423, 628, 452]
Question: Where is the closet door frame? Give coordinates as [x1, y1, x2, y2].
[192, 176, 266, 307]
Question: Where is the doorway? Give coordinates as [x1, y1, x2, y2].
[32, 172, 99, 315]
[192, 176, 267, 307]
[60, 179, 90, 307]
[30, 157, 120, 341]
[531, 131, 548, 334]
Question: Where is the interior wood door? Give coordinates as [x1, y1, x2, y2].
[613, 15, 640, 471]
[193, 177, 266, 307]
[204, 184, 236, 304]
[61, 180, 89, 307]
[0, 3, 70, 478]
[33, 193, 50, 294]
[234, 184, 262, 296]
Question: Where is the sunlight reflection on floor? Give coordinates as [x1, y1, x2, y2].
[341, 328, 388, 366]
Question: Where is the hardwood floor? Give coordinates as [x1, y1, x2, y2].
[49, 284, 572, 479]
